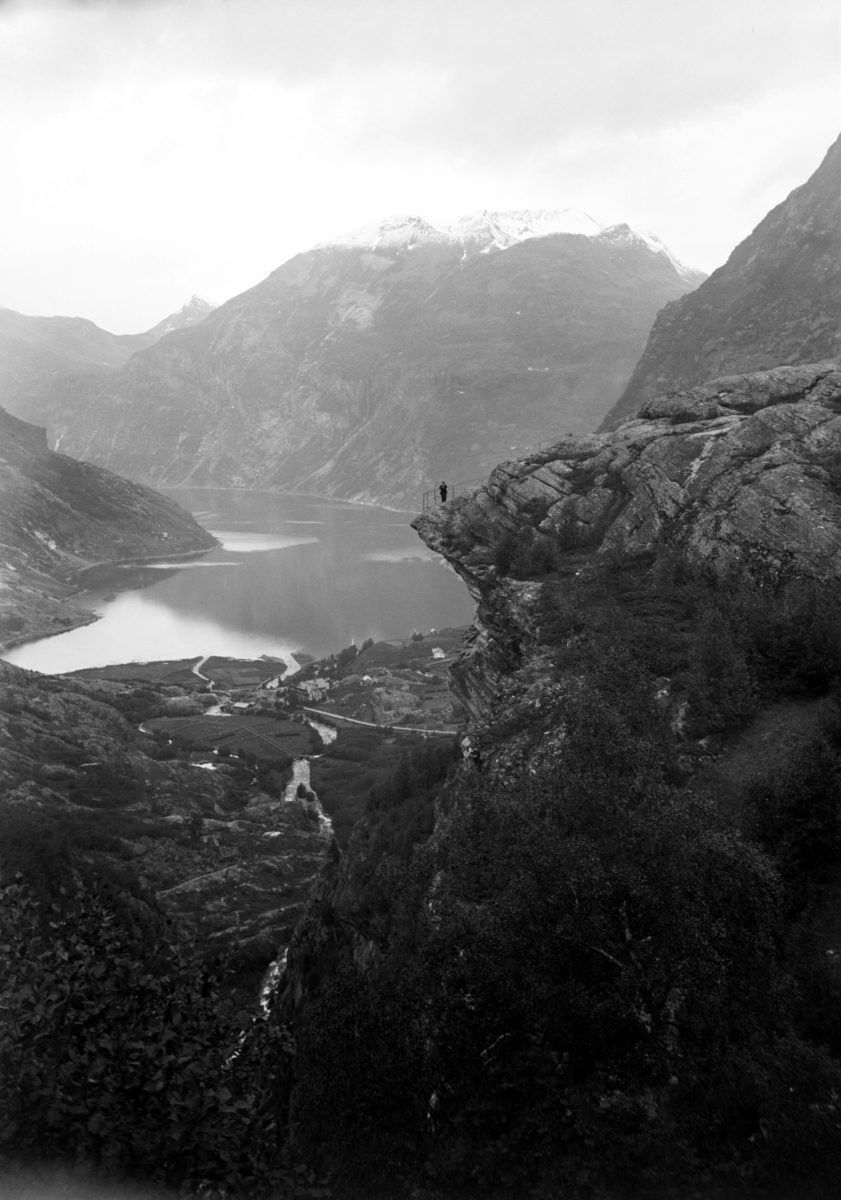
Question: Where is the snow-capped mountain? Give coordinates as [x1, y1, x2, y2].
[47, 215, 704, 507]
[597, 224, 706, 288]
[317, 207, 605, 253]
[316, 208, 699, 280]
[314, 214, 449, 252]
[448, 208, 603, 250]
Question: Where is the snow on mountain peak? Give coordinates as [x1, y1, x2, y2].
[316, 209, 601, 254]
[315, 209, 702, 282]
[449, 208, 602, 250]
[314, 214, 452, 252]
[597, 224, 705, 285]
[181, 295, 214, 314]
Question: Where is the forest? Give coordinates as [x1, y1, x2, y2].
[2, 548, 840, 1199]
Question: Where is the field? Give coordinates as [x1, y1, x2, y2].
[69, 655, 285, 690]
[69, 658, 205, 687]
[200, 656, 286, 689]
[308, 724, 433, 847]
[144, 713, 319, 760]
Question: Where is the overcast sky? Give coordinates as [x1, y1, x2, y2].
[0, 0, 838, 332]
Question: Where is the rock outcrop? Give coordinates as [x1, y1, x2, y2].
[42, 217, 702, 508]
[0, 405, 217, 648]
[413, 361, 841, 719]
[600, 134, 841, 430]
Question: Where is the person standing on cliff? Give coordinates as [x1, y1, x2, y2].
[439, 482, 448, 503]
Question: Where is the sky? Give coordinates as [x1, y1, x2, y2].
[0, 0, 838, 333]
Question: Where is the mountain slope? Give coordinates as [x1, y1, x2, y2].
[270, 360, 841, 1193]
[51, 215, 703, 508]
[600, 134, 841, 430]
[0, 296, 215, 433]
[0, 405, 217, 647]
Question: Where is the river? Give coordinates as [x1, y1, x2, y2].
[3, 489, 474, 674]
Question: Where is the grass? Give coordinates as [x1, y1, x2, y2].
[144, 714, 318, 760]
[309, 726, 432, 848]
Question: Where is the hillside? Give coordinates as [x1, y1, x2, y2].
[0, 405, 217, 648]
[0, 296, 214, 433]
[263, 362, 841, 1195]
[3, 344, 841, 1196]
[600, 134, 841, 430]
[46, 214, 703, 508]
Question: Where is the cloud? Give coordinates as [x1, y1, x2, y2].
[0, 0, 837, 329]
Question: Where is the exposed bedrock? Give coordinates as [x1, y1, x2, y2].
[413, 361, 841, 720]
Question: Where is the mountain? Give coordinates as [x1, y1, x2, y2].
[45, 213, 704, 508]
[600, 134, 841, 430]
[0, 295, 215, 433]
[265, 360, 841, 1192]
[0, 405, 217, 648]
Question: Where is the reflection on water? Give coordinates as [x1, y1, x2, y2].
[210, 532, 320, 553]
[4, 490, 474, 674]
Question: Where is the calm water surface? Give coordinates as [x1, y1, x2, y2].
[4, 490, 474, 674]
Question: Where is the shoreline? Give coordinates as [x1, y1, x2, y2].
[156, 482, 419, 517]
[0, 544, 216, 657]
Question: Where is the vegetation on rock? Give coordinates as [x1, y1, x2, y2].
[282, 547, 841, 1196]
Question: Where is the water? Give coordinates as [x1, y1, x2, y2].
[3, 490, 474, 674]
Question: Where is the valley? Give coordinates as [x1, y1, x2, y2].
[2, 212, 704, 510]
[1, 130, 840, 1200]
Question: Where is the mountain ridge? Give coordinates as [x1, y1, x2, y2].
[45, 220, 704, 508]
[317, 207, 705, 286]
[600, 133, 841, 430]
[0, 295, 216, 432]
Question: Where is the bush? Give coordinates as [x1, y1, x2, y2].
[743, 726, 841, 906]
[687, 603, 756, 733]
[0, 879, 298, 1197]
[493, 527, 518, 574]
[291, 665, 817, 1190]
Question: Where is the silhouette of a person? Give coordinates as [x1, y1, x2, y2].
[439, 481, 448, 503]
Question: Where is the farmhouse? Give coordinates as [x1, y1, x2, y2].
[294, 677, 330, 702]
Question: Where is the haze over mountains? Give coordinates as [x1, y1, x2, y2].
[4, 212, 703, 509]
[0, 295, 215, 433]
[601, 133, 841, 430]
[0, 404, 216, 648]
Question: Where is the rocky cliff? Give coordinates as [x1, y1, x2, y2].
[276, 361, 841, 1004]
[46, 215, 703, 508]
[600, 134, 841, 431]
[0, 296, 214, 433]
[414, 361, 841, 719]
[268, 368, 841, 1193]
[0, 405, 217, 648]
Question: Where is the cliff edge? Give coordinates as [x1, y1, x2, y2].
[414, 361, 841, 719]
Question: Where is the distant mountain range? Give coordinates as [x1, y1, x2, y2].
[600, 133, 841, 430]
[317, 208, 705, 287]
[0, 295, 215, 431]
[25, 212, 702, 509]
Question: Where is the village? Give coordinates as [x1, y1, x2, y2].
[224, 626, 467, 733]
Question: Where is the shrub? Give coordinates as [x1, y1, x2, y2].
[743, 725, 841, 907]
[493, 527, 518, 574]
[0, 879, 299, 1197]
[687, 603, 756, 733]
